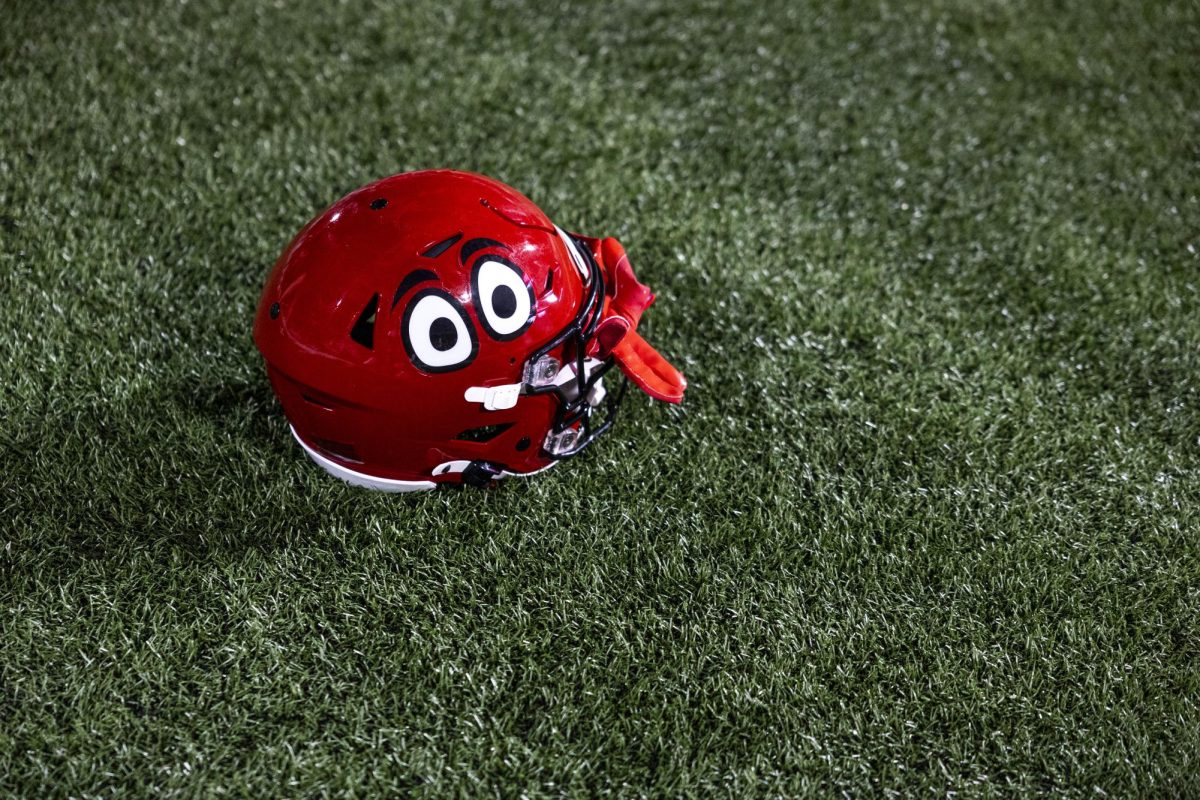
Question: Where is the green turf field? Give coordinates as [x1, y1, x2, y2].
[2, 0, 1198, 796]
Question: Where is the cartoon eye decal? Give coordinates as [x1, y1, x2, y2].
[471, 257, 535, 341]
[401, 288, 477, 373]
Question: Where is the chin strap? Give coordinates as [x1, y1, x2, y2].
[576, 235, 687, 404]
[610, 329, 686, 403]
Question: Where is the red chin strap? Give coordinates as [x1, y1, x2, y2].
[582, 236, 687, 404]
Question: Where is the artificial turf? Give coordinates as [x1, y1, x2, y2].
[2, 0, 1199, 796]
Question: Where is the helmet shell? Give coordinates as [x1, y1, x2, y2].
[254, 170, 587, 485]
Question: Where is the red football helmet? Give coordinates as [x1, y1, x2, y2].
[253, 170, 686, 490]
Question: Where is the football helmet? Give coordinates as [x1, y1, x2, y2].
[253, 170, 686, 490]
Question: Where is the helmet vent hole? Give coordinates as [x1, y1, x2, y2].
[516, 437, 531, 451]
[301, 393, 337, 411]
[544, 270, 553, 294]
[350, 293, 380, 350]
[370, 198, 387, 210]
[455, 423, 514, 443]
[421, 232, 463, 259]
[312, 437, 361, 463]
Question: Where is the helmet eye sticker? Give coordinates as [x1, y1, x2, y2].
[401, 288, 478, 373]
[459, 237, 506, 265]
[391, 268, 438, 311]
[391, 236, 537, 372]
[471, 256, 535, 341]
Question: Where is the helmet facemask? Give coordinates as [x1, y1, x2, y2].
[522, 231, 627, 459]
